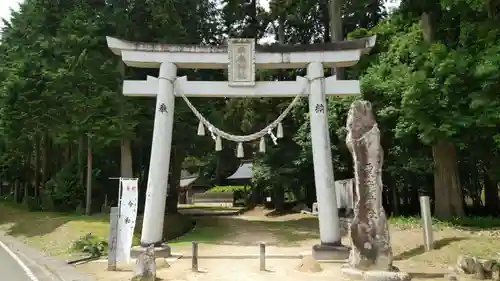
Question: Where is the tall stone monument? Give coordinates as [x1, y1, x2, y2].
[341, 100, 411, 281]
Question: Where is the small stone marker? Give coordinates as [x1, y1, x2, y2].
[192, 241, 198, 272]
[131, 245, 156, 281]
[312, 202, 318, 214]
[419, 196, 434, 251]
[259, 242, 266, 271]
[107, 207, 118, 271]
[341, 100, 411, 281]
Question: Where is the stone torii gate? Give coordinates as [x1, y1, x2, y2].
[107, 36, 376, 259]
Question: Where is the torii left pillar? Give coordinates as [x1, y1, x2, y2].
[132, 62, 176, 257]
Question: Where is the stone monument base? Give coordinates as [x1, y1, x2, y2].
[312, 243, 350, 261]
[130, 244, 171, 259]
[341, 266, 412, 281]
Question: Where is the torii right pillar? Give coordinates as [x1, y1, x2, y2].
[308, 62, 349, 260]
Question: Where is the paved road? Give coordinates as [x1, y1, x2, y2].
[0, 242, 35, 281]
[0, 234, 96, 281]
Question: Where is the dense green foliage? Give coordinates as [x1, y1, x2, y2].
[207, 186, 247, 193]
[0, 0, 499, 220]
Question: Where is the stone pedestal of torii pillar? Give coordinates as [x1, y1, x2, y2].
[131, 62, 176, 258]
[307, 62, 349, 260]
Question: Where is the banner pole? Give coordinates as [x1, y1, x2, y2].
[118, 177, 123, 216]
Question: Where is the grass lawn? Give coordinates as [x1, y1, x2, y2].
[0, 203, 194, 257]
[386, 216, 500, 265]
[0, 203, 110, 256]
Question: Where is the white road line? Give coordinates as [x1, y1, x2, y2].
[0, 239, 40, 281]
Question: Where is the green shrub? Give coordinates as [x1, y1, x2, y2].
[207, 186, 250, 206]
[207, 185, 246, 193]
[71, 233, 108, 257]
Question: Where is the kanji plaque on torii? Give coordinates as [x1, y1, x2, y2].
[228, 38, 255, 87]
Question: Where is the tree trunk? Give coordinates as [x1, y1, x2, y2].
[23, 182, 29, 203]
[469, 160, 482, 212]
[249, 0, 257, 37]
[277, 14, 287, 83]
[432, 141, 464, 219]
[391, 184, 399, 216]
[85, 135, 92, 216]
[329, 0, 344, 80]
[273, 184, 285, 211]
[420, 8, 464, 219]
[403, 186, 411, 213]
[33, 136, 41, 202]
[78, 135, 85, 187]
[118, 61, 133, 179]
[41, 133, 49, 189]
[13, 179, 19, 203]
[65, 144, 72, 164]
[421, 12, 434, 42]
[278, 15, 285, 45]
[250, 186, 263, 206]
[412, 185, 420, 214]
[215, 153, 222, 185]
[23, 151, 32, 202]
[166, 148, 185, 214]
[121, 139, 133, 178]
[54, 144, 61, 172]
[320, 0, 331, 42]
[483, 168, 500, 215]
[305, 183, 316, 207]
[178, 189, 187, 204]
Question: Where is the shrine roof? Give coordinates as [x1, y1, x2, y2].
[227, 161, 253, 180]
[180, 176, 198, 188]
[106, 36, 376, 56]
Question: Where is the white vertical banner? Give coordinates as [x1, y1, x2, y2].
[116, 178, 139, 263]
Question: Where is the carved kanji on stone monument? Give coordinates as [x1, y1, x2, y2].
[345, 100, 393, 271]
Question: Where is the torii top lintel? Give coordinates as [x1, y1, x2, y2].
[106, 36, 376, 70]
